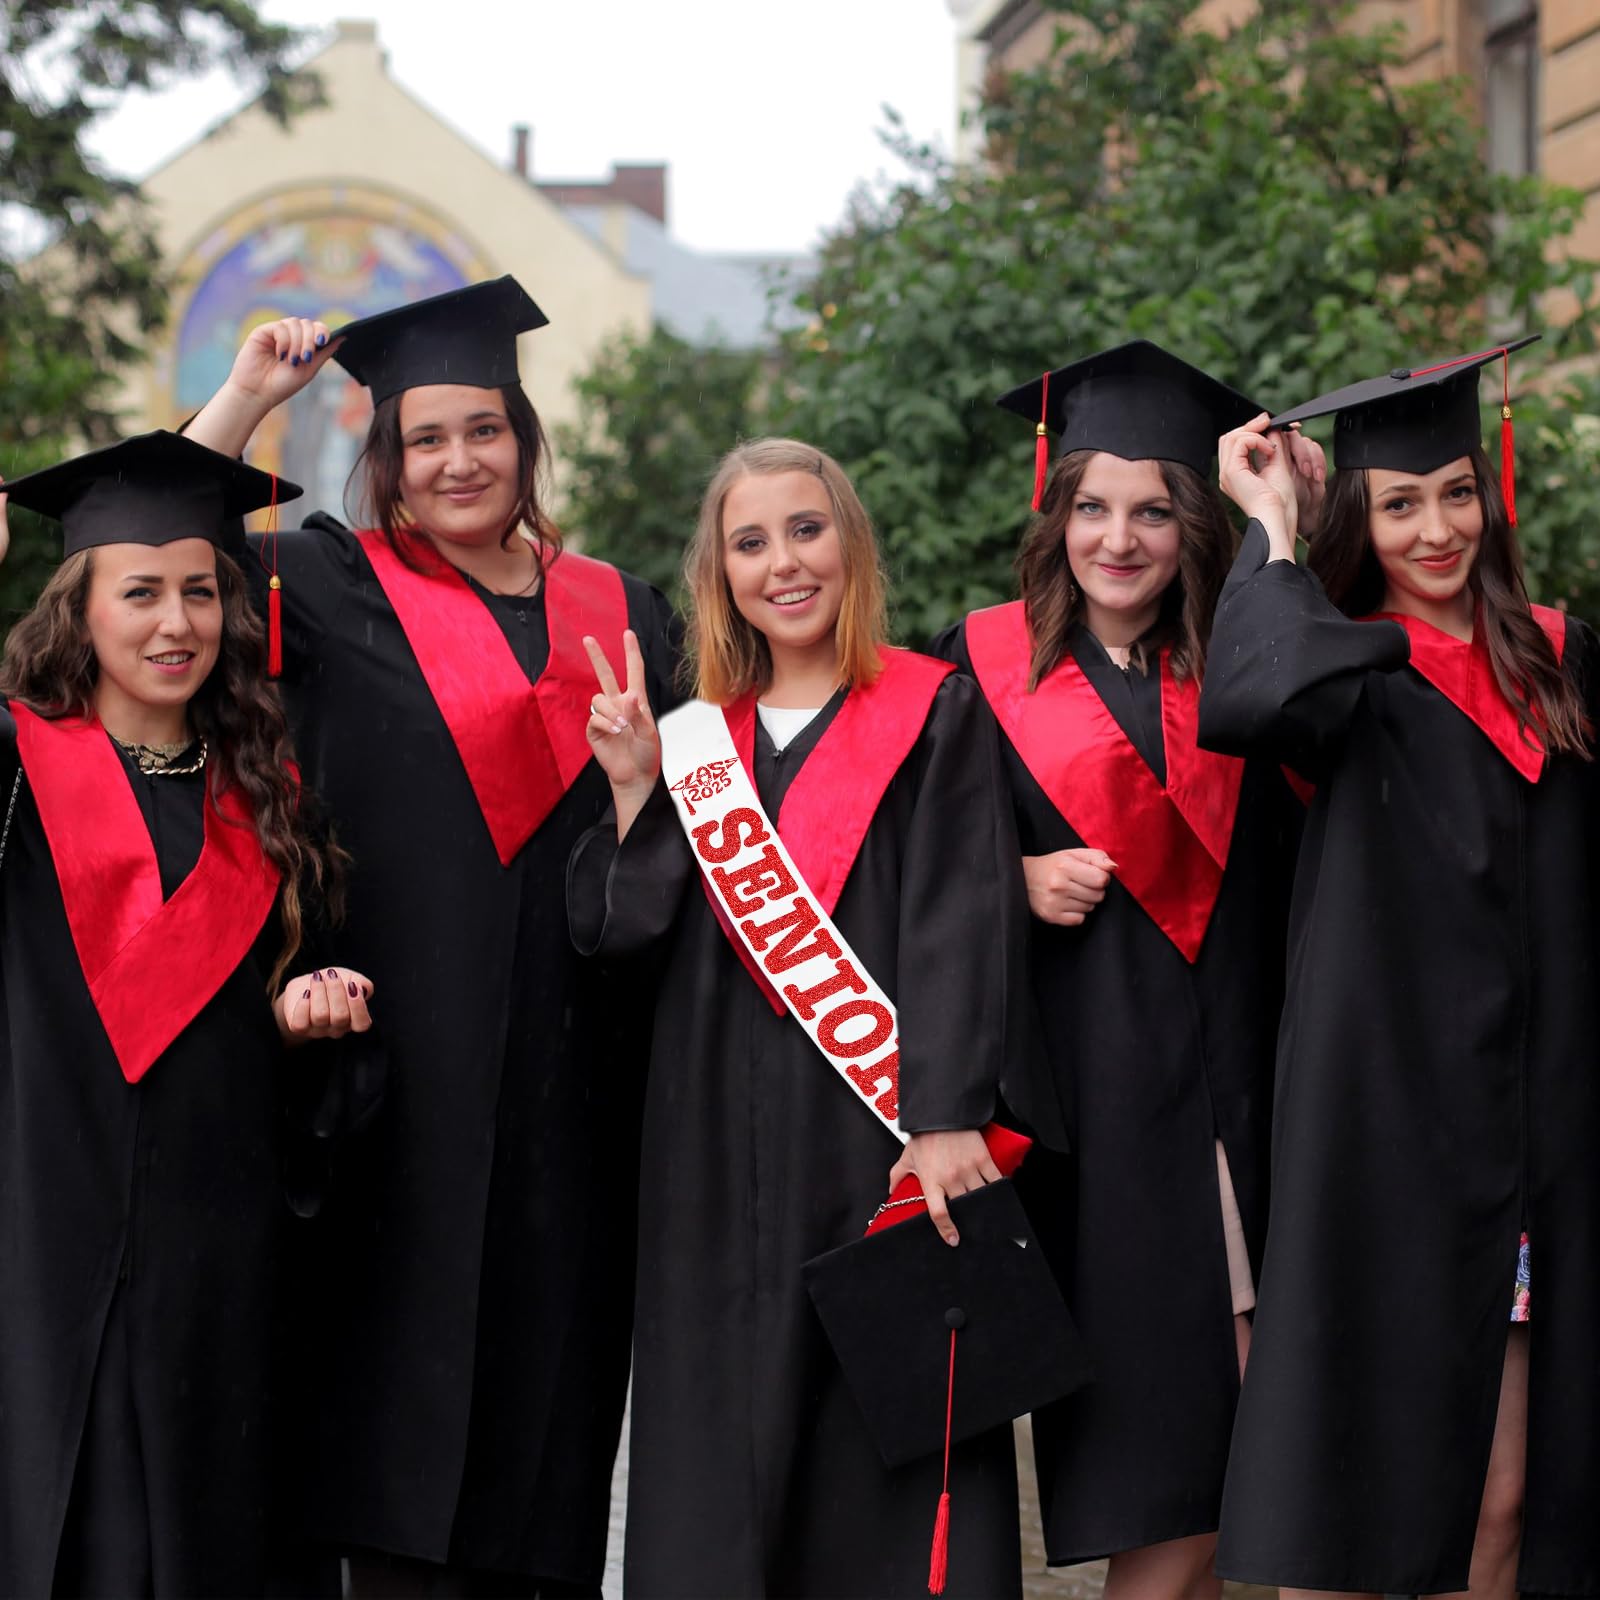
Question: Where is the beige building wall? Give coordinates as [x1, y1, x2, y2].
[119, 19, 650, 506]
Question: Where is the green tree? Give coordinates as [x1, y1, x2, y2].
[556, 324, 765, 599]
[2, 0, 319, 615]
[768, 0, 1598, 639]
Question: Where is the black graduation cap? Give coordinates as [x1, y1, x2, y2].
[1, 430, 300, 557]
[997, 339, 1263, 509]
[804, 1178, 1087, 1591]
[331, 275, 549, 405]
[1270, 335, 1540, 525]
[803, 1179, 1086, 1468]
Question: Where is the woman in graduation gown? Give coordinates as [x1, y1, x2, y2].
[1200, 343, 1600, 1599]
[567, 437, 1031, 1599]
[0, 433, 368, 1597]
[930, 343, 1310, 1596]
[183, 281, 679, 1596]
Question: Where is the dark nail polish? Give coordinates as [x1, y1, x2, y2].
[348, 981, 358, 996]
[278, 350, 286, 361]
[290, 354, 300, 366]
[302, 989, 311, 999]
[316, 333, 327, 347]
[312, 969, 321, 980]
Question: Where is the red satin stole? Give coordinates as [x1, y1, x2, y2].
[12, 707, 280, 1084]
[966, 601, 1243, 963]
[1372, 604, 1568, 783]
[356, 532, 628, 865]
[706, 647, 955, 1013]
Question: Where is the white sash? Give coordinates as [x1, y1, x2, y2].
[658, 699, 906, 1144]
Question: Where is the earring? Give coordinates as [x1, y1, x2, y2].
[1067, 580, 1079, 606]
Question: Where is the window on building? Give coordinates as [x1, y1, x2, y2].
[1484, 0, 1540, 177]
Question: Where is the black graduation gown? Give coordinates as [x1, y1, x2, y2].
[1198, 522, 1600, 1597]
[0, 718, 293, 1598]
[567, 672, 1028, 1600]
[238, 517, 678, 1582]
[931, 619, 1301, 1564]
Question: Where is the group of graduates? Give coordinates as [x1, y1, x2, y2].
[0, 270, 1594, 1600]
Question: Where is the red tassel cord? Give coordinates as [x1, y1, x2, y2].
[258, 474, 283, 678]
[1501, 357, 1517, 527]
[1031, 371, 1051, 513]
[928, 1323, 958, 1596]
[268, 577, 283, 677]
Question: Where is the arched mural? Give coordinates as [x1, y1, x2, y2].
[164, 187, 490, 517]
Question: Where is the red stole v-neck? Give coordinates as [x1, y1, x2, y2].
[966, 601, 1243, 963]
[356, 531, 628, 865]
[706, 647, 954, 1013]
[1371, 604, 1568, 783]
[12, 706, 280, 1084]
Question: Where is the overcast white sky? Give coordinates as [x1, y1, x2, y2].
[82, 0, 960, 255]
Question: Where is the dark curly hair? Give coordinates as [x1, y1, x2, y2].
[348, 382, 560, 575]
[1016, 449, 1236, 691]
[0, 546, 347, 992]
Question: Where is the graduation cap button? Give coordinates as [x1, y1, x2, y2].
[1390, 368, 1412, 380]
[944, 1307, 967, 1330]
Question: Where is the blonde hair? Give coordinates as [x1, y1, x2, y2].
[683, 438, 889, 703]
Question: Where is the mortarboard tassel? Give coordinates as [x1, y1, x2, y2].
[1031, 371, 1051, 513]
[261, 475, 283, 678]
[268, 576, 283, 677]
[928, 1323, 958, 1595]
[1501, 356, 1517, 527]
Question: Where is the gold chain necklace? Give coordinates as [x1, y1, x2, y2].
[111, 735, 209, 777]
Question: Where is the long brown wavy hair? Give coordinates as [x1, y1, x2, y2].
[1017, 449, 1235, 690]
[683, 438, 889, 703]
[349, 382, 560, 575]
[0, 548, 347, 991]
[1309, 446, 1589, 759]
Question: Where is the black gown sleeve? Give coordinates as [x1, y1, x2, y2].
[894, 673, 1031, 1134]
[1197, 519, 1411, 779]
[566, 780, 694, 960]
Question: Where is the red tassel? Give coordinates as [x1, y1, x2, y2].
[928, 1325, 958, 1595]
[268, 576, 283, 678]
[1491, 353, 1516, 528]
[260, 473, 283, 677]
[1030, 370, 1051, 512]
[927, 1491, 951, 1596]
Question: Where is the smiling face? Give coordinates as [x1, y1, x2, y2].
[84, 539, 222, 733]
[1365, 456, 1484, 622]
[1063, 452, 1182, 645]
[721, 470, 847, 670]
[396, 383, 523, 548]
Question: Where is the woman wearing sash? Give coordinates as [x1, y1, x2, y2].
[184, 280, 678, 1596]
[568, 438, 1030, 1598]
[932, 343, 1311, 1597]
[0, 433, 367, 1597]
[1201, 346, 1600, 1599]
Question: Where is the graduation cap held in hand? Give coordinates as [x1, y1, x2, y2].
[331, 275, 549, 406]
[803, 1127, 1087, 1594]
[1269, 335, 1541, 525]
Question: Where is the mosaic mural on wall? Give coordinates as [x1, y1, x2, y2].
[165, 189, 488, 517]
